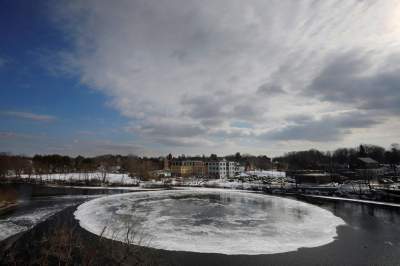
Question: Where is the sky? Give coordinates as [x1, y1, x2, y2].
[1, 0, 400, 157]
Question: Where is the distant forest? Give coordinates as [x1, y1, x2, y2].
[273, 144, 400, 171]
[0, 143, 399, 178]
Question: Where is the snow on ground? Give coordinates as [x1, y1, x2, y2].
[171, 178, 289, 190]
[74, 188, 346, 255]
[20, 173, 139, 185]
[245, 170, 286, 178]
[338, 182, 371, 193]
[59, 185, 159, 191]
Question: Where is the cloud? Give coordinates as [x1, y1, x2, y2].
[260, 111, 381, 142]
[181, 92, 266, 127]
[0, 131, 150, 156]
[0, 131, 39, 140]
[81, 141, 147, 156]
[132, 119, 207, 138]
[257, 83, 285, 95]
[155, 137, 215, 148]
[306, 51, 400, 115]
[45, 0, 400, 154]
[0, 111, 56, 122]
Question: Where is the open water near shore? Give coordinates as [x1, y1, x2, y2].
[1, 185, 400, 265]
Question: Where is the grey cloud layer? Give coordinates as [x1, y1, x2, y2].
[261, 111, 381, 142]
[307, 52, 400, 115]
[50, 0, 400, 154]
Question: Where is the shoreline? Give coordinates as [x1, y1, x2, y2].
[1, 188, 400, 266]
[0, 202, 18, 216]
[3, 179, 400, 206]
[300, 194, 400, 208]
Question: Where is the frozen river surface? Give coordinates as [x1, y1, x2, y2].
[75, 189, 345, 254]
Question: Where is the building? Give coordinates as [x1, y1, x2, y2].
[352, 157, 384, 180]
[170, 160, 205, 177]
[353, 157, 380, 169]
[207, 159, 236, 179]
[163, 154, 173, 170]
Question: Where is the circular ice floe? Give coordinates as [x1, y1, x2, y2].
[74, 189, 345, 255]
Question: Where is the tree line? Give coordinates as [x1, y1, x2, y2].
[0, 153, 162, 180]
[273, 144, 400, 172]
[1, 143, 399, 179]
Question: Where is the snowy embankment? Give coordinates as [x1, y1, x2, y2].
[244, 170, 286, 178]
[304, 195, 400, 208]
[20, 172, 140, 185]
[169, 179, 287, 191]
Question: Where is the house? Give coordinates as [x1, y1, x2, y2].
[352, 157, 384, 180]
[352, 157, 379, 169]
[206, 159, 236, 179]
[170, 160, 205, 177]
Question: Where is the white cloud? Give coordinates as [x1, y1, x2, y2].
[1, 111, 56, 122]
[49, 0, 400, 155]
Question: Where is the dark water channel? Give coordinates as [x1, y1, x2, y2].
[0, 183, 133, 241]
[162, 196, 400, 266]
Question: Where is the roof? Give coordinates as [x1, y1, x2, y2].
[358, 157, 378, 164]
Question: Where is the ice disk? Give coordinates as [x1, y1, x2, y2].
[74, 189, 346, 255]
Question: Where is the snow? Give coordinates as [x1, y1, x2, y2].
[304, 195, 400, 208]
[20, 172, 140, 185]
[171, 178, 290, 190]
[245, 170, 286, 178]
[74, 188, 346, 255]
[0, 222, 26, 241]
[58, 185, 159, 191]
[338, 182, 371, 193]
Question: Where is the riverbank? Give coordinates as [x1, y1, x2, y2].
[300, 194, 400, 208]
[0, 205, 163, 265]
[1, 189, 400, 266]
[0, 202, 18, 216]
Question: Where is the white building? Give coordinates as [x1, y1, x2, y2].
[207, 159, 236, 179]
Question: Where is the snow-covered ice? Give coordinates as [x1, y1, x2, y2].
[74, 189, 346, 255]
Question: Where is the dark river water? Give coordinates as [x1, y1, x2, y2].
[164, 194, 400, 266]
[0, 183, 135, 241]
[1, 185, 400, 265]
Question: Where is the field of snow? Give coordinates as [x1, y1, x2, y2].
[20, 172, 139, 185]
[75, 188, 346, 255]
